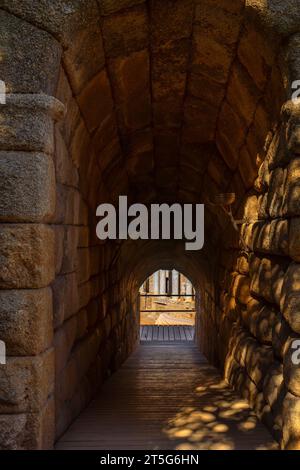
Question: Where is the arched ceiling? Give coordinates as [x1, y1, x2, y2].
[1, 0, 288, 226]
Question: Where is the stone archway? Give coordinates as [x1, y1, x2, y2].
[1, 0, 300, 450]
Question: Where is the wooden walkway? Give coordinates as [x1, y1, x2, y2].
[56, 344, 278, 450]
[140, 325, 194, 342]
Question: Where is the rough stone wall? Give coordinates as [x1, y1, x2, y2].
[53, 66, 139, 439]
[199, 35, 300, 449]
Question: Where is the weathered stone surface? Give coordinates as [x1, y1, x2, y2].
[281, 263, 300, 334]
[61, 226, 79, 274]
[98, 0, 145, 16]
[289, 217, 300, 261]
[150, 0, 193, 44]
[217, 101, 246, 170]
[108, 50, 151, 133]
[0, 288, 52, 356]
[250, 255, 287, 305]
[0, 152, 55, 222]
[191, 25, 234, 83]
[62, 5, 105, 95]
[232, 274, 251, 306]
[52, 273, 79, 328]
[266, 167, 285, 218]
[245, 342, 274, 388]
[54, 316, 77, 377]
[0, 9, 61, 94]
[246, 298, 276, 344]
[282, 392, 300, 449]
[250, 219, 289, 256]
[77, 70, 114, 133]
[263, 363, 283, 408]
[282, 158, 300, 216]
[101, 5, 148, 58]
[0, 349, 54, 413]
[227, 61, 260, 127]
[0, 96, 63, 154]
[237, 24, 275, 91]
[0, 414, 27, 450]
[0, 224, 55, 288]
[272, 313, 293, 360]
[283, 336, 300, 397]
[239, 146, 258, 190]
[54, 127, 79, 187]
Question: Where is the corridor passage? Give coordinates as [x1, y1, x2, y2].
[56, 344, 277, 450]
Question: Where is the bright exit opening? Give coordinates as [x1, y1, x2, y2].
[139, 269, 195, 342]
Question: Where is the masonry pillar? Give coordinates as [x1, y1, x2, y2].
[0, 9, 63, 449]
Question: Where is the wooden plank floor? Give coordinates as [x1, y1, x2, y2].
[140, 325, 194, 342]
[56, 343, 278, 450]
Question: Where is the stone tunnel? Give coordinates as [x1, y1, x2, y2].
[1, 0, 300, 450]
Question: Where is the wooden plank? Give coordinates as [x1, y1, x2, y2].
[153, 326, 159, 341]
[178, 326, 185, 341]
[158, 326, 164, 341]
[163, 326, 168, 341]
[56, 343, 278, 451]
[169, 326, 175, 341]
[174, 326, 181, 341]
[185, 326, 193, 341]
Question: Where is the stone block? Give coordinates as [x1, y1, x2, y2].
[108, 50, 151, 132]
[281, 263, 300, 334]
[253, 219, 289, 256]
[283, 336, 300, 397]
[0, 288, 53, 356]
[0, 95, 63, 154]
[54, 225, 64, 275]
[282, 158, 300, 216]
[272, 313, 293, 360]
[238, 24, 275, 89]
[289, 217, 300, 261]
[191, 25, 234, 84]
[77, 248, 91, 285]
[0, 414, 27, 450]
[245, 343, 274, 388]
[250, 255, 287, 305]
[263, 362, 284, 408]
[61, 226, 79, 274]
[0, 349, 54, 413]
[52, 273, 79, 328]
[98, 0, 145, 16]
[101, 5, 148, 58]
[77, 70, 114, 133]
[266, 167, 285, 218]
[0, 152, 55, 222]
[69, 119, 91, 169]
[232, 274, 251, 306]
[239, 146, 257, 190]
[54, 316, 78, 378]
[227, 61, 260, 127]
[282, 392, 300, 449]
[0, 9, 61, 94]
[217, 101, 245, 170]
[62, 5, 105, 95]
[0, 224, 55, 288]
[54, 127, 78, 187]
[150, 0, 193, 44]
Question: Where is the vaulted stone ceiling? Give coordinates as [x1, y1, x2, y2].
[1, 0, 287, 216]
